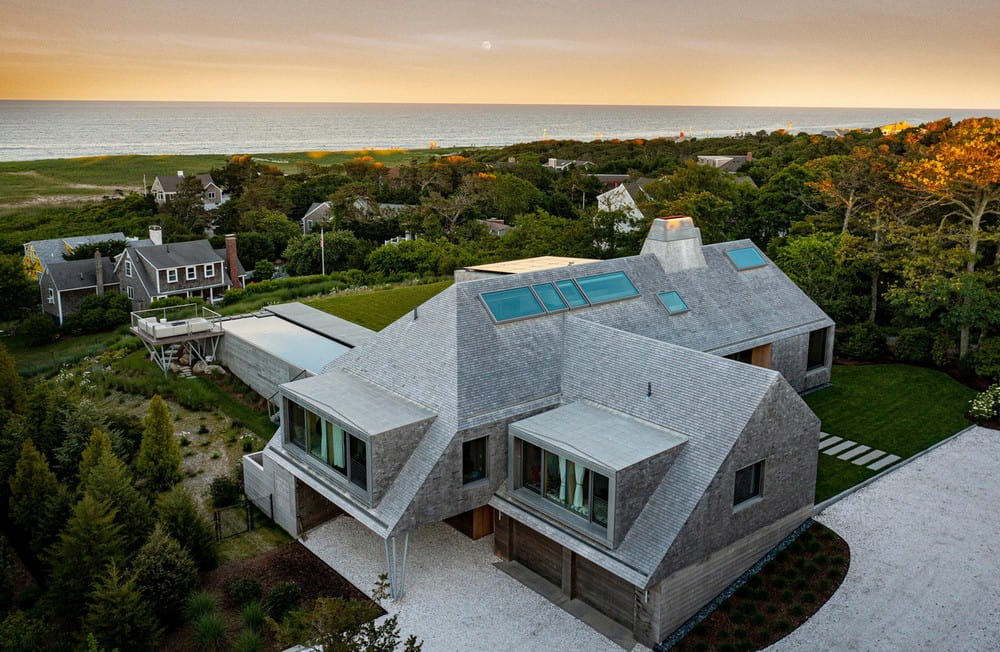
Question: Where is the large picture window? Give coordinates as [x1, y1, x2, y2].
[734, 460, 764, 506]
[807, 328, 827, 370]
[286, 399, 368, 495]
[516, 438, 609, 531]
[462, 437, 488, 485]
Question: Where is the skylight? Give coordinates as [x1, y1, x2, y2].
[657, 291, 689, 314]
[555, 279, 589, 308]
[480, 287, 546, 322]
[575, 271, 640, 304]
[726, 247, 767, 270]
[532, 283, 568, 312]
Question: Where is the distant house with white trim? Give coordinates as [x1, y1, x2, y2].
[23, 232, 128, 280]
[596, 178, 655, 232]
[696, 154, 753, 174]
[150, 172, 227, 210]
[39, 254, 120, 325]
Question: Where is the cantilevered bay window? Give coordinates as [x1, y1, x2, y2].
[284, 398, 369, 498]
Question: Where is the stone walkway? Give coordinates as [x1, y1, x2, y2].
[818, 432, 901, 471]
[770, 426, 1000, 651]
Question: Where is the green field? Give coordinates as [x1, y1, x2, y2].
[807, 364, 976, 502]
[306, 280, 452, 331]
[0, 147, 469, 211]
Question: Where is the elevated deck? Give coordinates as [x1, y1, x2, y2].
[130, 304, 225, 374]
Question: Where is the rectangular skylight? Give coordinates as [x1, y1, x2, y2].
[658, 291, 689, 314]
[726, 247, 767, 270]
[555, 279, 589, 308]
[532, 283, 568, 312]
[575, 271, 639, 304]
[480, 287, 546, 322]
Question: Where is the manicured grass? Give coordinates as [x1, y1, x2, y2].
[306, 280, 453, 331]
[806, 363, 976, 502]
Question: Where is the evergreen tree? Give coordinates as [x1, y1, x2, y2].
[8, 440, 71, 555]
[55, 399, 111, 479]
[0, 610, 50, 652]
[157, 486, 218, 570]
[46, 494, 125, 617]
[84, 562, 162, 652]
[131, 524, 199, 625]
[24, 382, 64, 460]
[78, 429, 114, 489]
[136, 395, 181, 492]
[0, 341, 26, 415]
[81, 450, 154, 554]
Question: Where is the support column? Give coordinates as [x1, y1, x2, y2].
[384, 532, 410, 600]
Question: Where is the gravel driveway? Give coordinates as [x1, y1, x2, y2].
[768, 426, 1000, 652]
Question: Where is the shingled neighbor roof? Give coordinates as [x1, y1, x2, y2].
[153, 173, 216, 193]
[26, 233, 127, 266]
[213, 248, 246, 277]
[300, 232, 831, 549]
[135, 240, 222, 270]
[45, 258, 119, 291]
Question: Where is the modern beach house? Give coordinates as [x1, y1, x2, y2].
[242, 216, 833, 647]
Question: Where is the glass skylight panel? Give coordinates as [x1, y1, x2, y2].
[481, 287, 545, 322]
[555, 279, 589, 308]
[532, 283, 568, 312]
[658, 291, 689, 314]
[575, 271, 639, 304]
[726, 247, 767, 270]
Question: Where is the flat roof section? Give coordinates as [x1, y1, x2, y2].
[263, 302, 376, 348]
[222, 314, 350, 374]
[463, 256, 599, 276]
[511, 400, 687, 471]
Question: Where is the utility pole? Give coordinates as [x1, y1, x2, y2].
[320, 226, 326, 275]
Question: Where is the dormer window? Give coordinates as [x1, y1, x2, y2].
[185, 266, 197, 281]
[166, 269, 178, 283]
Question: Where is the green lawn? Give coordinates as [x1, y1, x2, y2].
[306, 280, 453, 331]
[806, 364, 977, 502]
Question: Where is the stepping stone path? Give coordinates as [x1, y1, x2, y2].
[816, 433, 902, 471]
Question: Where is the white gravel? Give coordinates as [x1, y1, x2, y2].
[302, 517, 647, 652]
[769, 426, 1000, 652]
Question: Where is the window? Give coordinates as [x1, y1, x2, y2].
[481, 287, 545, 322]
[734, 460, 764, 506]
[574, 271, 639, 304]
[287, 400, 307, 449]
[47, 288, 54, 304]
[726, 349, 753, 363]
[124, 260, 133, 278]
[126, 286, 134, 299]
[462, 437, 488, 484]
[185, 266, 197, 281]
[555, 279, 588, 308]
[166, 268, 178, 283]
[204, 263, 215, 278]
[726, 247, 767, 270]
[807, 328, 827, 370]
[207, 191, 216, 199]
[531, 283, 567, 312]
[349, 436, 367, 491]
[516, 438, 609, 530]
[287, 399, 367, 494]
[657, 291, 689, 314]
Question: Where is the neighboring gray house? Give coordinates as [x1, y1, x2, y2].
[243, 216, 833, 647]
[151, 172, 227, 210]
[544, 158, 594, 170]
[696, 154, 753, 173]
[301, 201, 333, 234]
[595, 178, 655, 230]
[39, 254, 119, 324]
[115, 236, 246, 309]
[23, 232, 127, 280]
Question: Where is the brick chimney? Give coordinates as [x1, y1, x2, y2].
[148, 225, 163, 246]
[225, 234, 242, 289]
[640, 216, 707, 273]
[94, 249, 104, 295]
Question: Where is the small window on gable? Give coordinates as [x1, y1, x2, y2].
[657, 291, 689, 314]
[555, 279, 589, 308]
[734, 460, 764, 507]
[481, 287, 545, 323]
[532, 283, 567, 312]
[166, 269, 178, 283]
[124, 260, 133, 278]
[575, 271, 639, 304]
[126, 286, 134, 299]
[47, 288, 55, 304]
[204, 263, 215, 278]
[185, 266, 197, 281]
[726, 247, 767, 270]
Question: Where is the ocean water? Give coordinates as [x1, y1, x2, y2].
[0, 101, 995, 162]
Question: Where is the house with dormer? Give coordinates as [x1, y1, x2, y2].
[242, 216, 832, 648]
[151, 172, 227, 210]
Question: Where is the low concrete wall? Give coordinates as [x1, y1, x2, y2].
[217, 329, 309, 402]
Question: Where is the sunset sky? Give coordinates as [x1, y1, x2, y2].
[2, 0, 999, 107]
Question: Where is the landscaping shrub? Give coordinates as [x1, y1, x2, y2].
[265, 581, 301, 622]
[969, 384, 1000, 421]
[241, 601, 265, 635]
[232, 631, 263, 652]
[932, 332, 957, 367]
[17, 312, 58, 347]
[209, 475, 242, 508]
[835, 322, 886, 360]
[192, 613, 227, 652]
[223, 577, 262, 607]
[185, 592, 217, 622]
[62, 293, 132, 335]
[974, 338, 1000, 381]
[892, 327, 933, 364]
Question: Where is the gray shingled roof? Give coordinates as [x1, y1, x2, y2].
[45, 258, 119, 291]
[26, 233, 126, 267]
[212, 248, 246, 276]
[136, 240, 221, 269]
[154, 173, 215, 193]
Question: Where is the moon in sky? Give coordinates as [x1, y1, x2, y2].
[481, 40, 492, 51]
